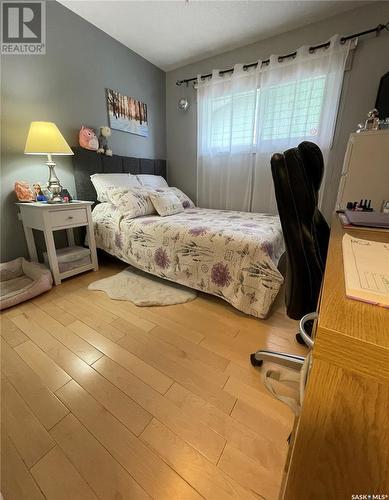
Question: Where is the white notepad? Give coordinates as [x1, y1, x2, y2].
[342, 234, 389, 308]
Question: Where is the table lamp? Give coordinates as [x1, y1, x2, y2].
[24, 121, 74, 203]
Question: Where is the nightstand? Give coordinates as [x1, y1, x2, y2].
[17, 201, 98, 285]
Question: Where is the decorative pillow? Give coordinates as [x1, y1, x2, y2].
[90, 173, 141, 202]
[137, 174, 169, 189]
[155, 187, 195, 209]
[149, 191, 184, 217]
[107, 187, 156, 219]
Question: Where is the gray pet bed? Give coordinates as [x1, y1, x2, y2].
[0, 258, 53, 310]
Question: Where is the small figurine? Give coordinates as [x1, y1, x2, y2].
[32, 183, 47, 202]
[356, 109, 380, 133]
[380, 118, 389, 129]
[365, 108, 380, 131]
[59, 188, 72, 202]
[356, 123, 365, 133]
[79, 126, 99, 151]
[97, 126, 113, 156]
[14, 181, 34, 202]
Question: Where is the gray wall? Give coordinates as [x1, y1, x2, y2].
[1, 0, 166, 261]
[166, 2, 389, 220]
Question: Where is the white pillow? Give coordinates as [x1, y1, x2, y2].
[154, 187, 195, 209]
[107, 187, 156, 219]
[90, 173, 141, 202]
[149, 191, 183, 217]
[137, 174, 169, 189]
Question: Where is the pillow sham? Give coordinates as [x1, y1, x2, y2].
[155, 187, 195, 209]
[90, 173, 141, 202]
[137, 174, 169, 189]
[107, 187, 156, 219]
[149, 191, 184, 217]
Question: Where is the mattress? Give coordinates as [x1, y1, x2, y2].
[92, 203, 285, 318]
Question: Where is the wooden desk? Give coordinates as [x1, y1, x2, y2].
[282, 215, 389, 499]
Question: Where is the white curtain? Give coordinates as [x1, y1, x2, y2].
[197, 35, 350, 212]
[197, 65, 259, 210]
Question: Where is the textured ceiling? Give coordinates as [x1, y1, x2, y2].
[60, 0, 368, 71]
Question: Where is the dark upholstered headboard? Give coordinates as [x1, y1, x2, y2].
[72, 147, 167, 202]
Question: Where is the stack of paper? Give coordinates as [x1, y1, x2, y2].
[342, 234, 389, 308]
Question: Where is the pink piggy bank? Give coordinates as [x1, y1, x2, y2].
[79, 126, 98, 151]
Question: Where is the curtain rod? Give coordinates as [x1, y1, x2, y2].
[176, 21, 389, 86]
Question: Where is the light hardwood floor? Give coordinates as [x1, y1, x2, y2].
[1, 260, 306, 500]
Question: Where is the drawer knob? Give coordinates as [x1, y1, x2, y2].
[67, 216, 74, 220]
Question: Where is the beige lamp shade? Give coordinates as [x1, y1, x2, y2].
[24, 122, 73, 155]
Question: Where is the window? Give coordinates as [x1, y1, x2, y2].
[260, 76, 326, 140]
[210, 90, 257, 150]
[197, 39, 350, 212]
[208, 75, 326, 150]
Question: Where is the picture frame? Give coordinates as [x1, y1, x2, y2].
[106, 88, 148, 137]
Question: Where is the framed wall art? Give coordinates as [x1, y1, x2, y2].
[106, 88, 148, 137]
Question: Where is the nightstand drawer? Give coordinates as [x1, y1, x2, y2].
[49, 208, 87, 228]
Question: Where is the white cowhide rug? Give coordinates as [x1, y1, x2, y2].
[88, 266, 197, 306]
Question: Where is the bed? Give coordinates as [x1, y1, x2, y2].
[73, 148, 284, 318]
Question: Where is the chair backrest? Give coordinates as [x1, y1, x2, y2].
[271, 141, 330, 320]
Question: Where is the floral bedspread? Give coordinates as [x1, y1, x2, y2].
[92, 204, 285, 318]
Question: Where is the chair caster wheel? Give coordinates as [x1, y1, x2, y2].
[250, 353, 263, 367]
[296, 333, 305, 345]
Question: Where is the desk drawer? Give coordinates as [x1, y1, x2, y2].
[49, 208, 87, 228]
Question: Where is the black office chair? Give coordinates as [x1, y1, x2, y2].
[250, 141, 330, 369]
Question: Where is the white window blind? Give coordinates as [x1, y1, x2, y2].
[260, 76, 326, 140]
[210, 90, 257, 149]
[209, 75, 326, 150]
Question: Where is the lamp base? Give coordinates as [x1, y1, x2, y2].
[47, 160, 63, 203]
[47, 194, 63, 204]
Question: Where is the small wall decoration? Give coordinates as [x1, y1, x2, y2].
[14, 181, 34, 202]
[178, 97, 190, 112]
[106, 88, 148, 137]
[79, 126, 99, 151]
